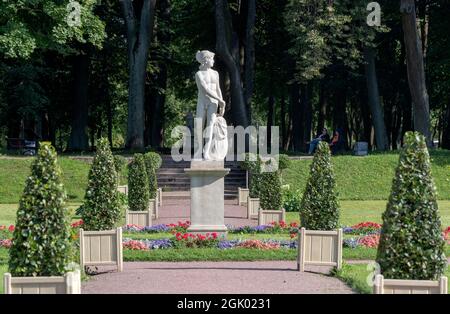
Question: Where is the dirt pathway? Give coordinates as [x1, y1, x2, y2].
[81, 261, 354, 294]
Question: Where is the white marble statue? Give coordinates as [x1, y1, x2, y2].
[194, 50, 228, 160]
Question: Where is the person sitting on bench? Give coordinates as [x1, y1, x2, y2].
[308, 128, 330, 155]
[329, 130, 341, 154]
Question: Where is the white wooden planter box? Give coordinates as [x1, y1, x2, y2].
[117, 185, 128, 195]
[79, 227, 123, 272]
[297, 228, 343, 272]
[247, 197, 260, 219]
[157, 188, 163, 206]
[373, 274, 448, 294]
[238, 188, 249, 206]
[3, 270, 81, 294]
[126, 208, 152, 227]
[149, 199, 158, 220]
[258, 208, 286, 225]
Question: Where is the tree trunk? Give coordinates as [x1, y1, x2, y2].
[280, 95, 287, 149]
[68, 53, 89, 151]
[150, 0, 170, 149]
[290, 82, 302, 152]
[399, 31, 412, 142]
[317, 81, 327, 135]
[106, 89, 113, 148]
[400, 0, 432, 146]
[122, 0, 157, 149]
[363, 47, 389, 151]
[267, 94, 275, 153]
[303, 82, 313, 145]
[333, 84, 348, 149]
[243, 0, 255, 122]
[215, 0, 248, 128]
[442, 103, 450, 149]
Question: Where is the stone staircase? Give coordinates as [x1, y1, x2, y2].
[157, 155, 246, 200]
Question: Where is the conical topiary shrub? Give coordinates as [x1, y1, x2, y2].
[376, 132, 447, 280]
[258, 158, 283, 211]
[143, 152, 162, 199]
[300, 141, 339, 230]
[81, 138, 121, 231]
[9, 143, 71, 276]
[128, 153, 150, 211]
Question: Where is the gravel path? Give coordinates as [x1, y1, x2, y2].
[154, 199, 258, 228]
[82, 261, 355, 294]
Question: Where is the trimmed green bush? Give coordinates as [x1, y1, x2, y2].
[376, 132, 447, 280]
[113, 155, 127, 183]
[240, 153, 261, 198]
[259, 158, 283, 210]
[300, 141, 340, 230]
[278, 154, 291, 172]
[282, 187, 302, 212]
[128, 154, 150, 211]
[241, 154, 283, 210]
[81, 138, 121, 231]
[144, 152, 161, 199]
[8, 143, 71, 276]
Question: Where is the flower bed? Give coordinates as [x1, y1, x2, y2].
[123, 221, 190, 234]
[444, 226, 450, 245]
[343, 222, 381, 235]
[121, 237, 297, 251]
[343, 222, 382, 249]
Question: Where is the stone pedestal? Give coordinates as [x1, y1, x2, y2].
[185, 160, 230, 234]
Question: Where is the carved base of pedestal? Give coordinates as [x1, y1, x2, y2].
[184, 160, 230, 236]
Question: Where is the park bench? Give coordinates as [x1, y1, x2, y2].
[6, 138, 38, 155]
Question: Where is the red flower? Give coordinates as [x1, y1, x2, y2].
[71, 220, 84, 228]
[8, 225, 15, 232]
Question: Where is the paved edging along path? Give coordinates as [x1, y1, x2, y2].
[81, 261, 354, 294]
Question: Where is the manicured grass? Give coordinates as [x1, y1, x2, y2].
[1, 151, 448, 204]
[124, 247, 376, 262]
[1, 200, 449, 228]
[0, 203, 81, 226]
[285, 200, 450, 228]
[124, 248, 298, 262]
[333, 263, 450, 294]
[0, 157, 128, 204]
[283, 150, 450, 200]
[0, 248, 8, 294]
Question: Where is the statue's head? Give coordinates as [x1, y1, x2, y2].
[196, 50, 215, 68]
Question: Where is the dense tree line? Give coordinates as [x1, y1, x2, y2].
[0, 0, 449, 153]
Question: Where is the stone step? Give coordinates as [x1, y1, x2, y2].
[158, 155, 246, 195]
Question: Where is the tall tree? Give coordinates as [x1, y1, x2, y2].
[400, 0, 431, 146]
[68, 52, 89, 151]
[215, 0, 249, 127]
[364, 47, 389, 150]
[121, 0, 157, 149]
[244, 0, 256, 122]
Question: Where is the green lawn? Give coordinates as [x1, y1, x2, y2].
[333, 263, 450, 294]
[285, 200, 450, 227]
[0, 151, 449, 204]
[0, 157, 128, 204]
[283, 150, 450, 200]
[2, 200, 449, 227]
